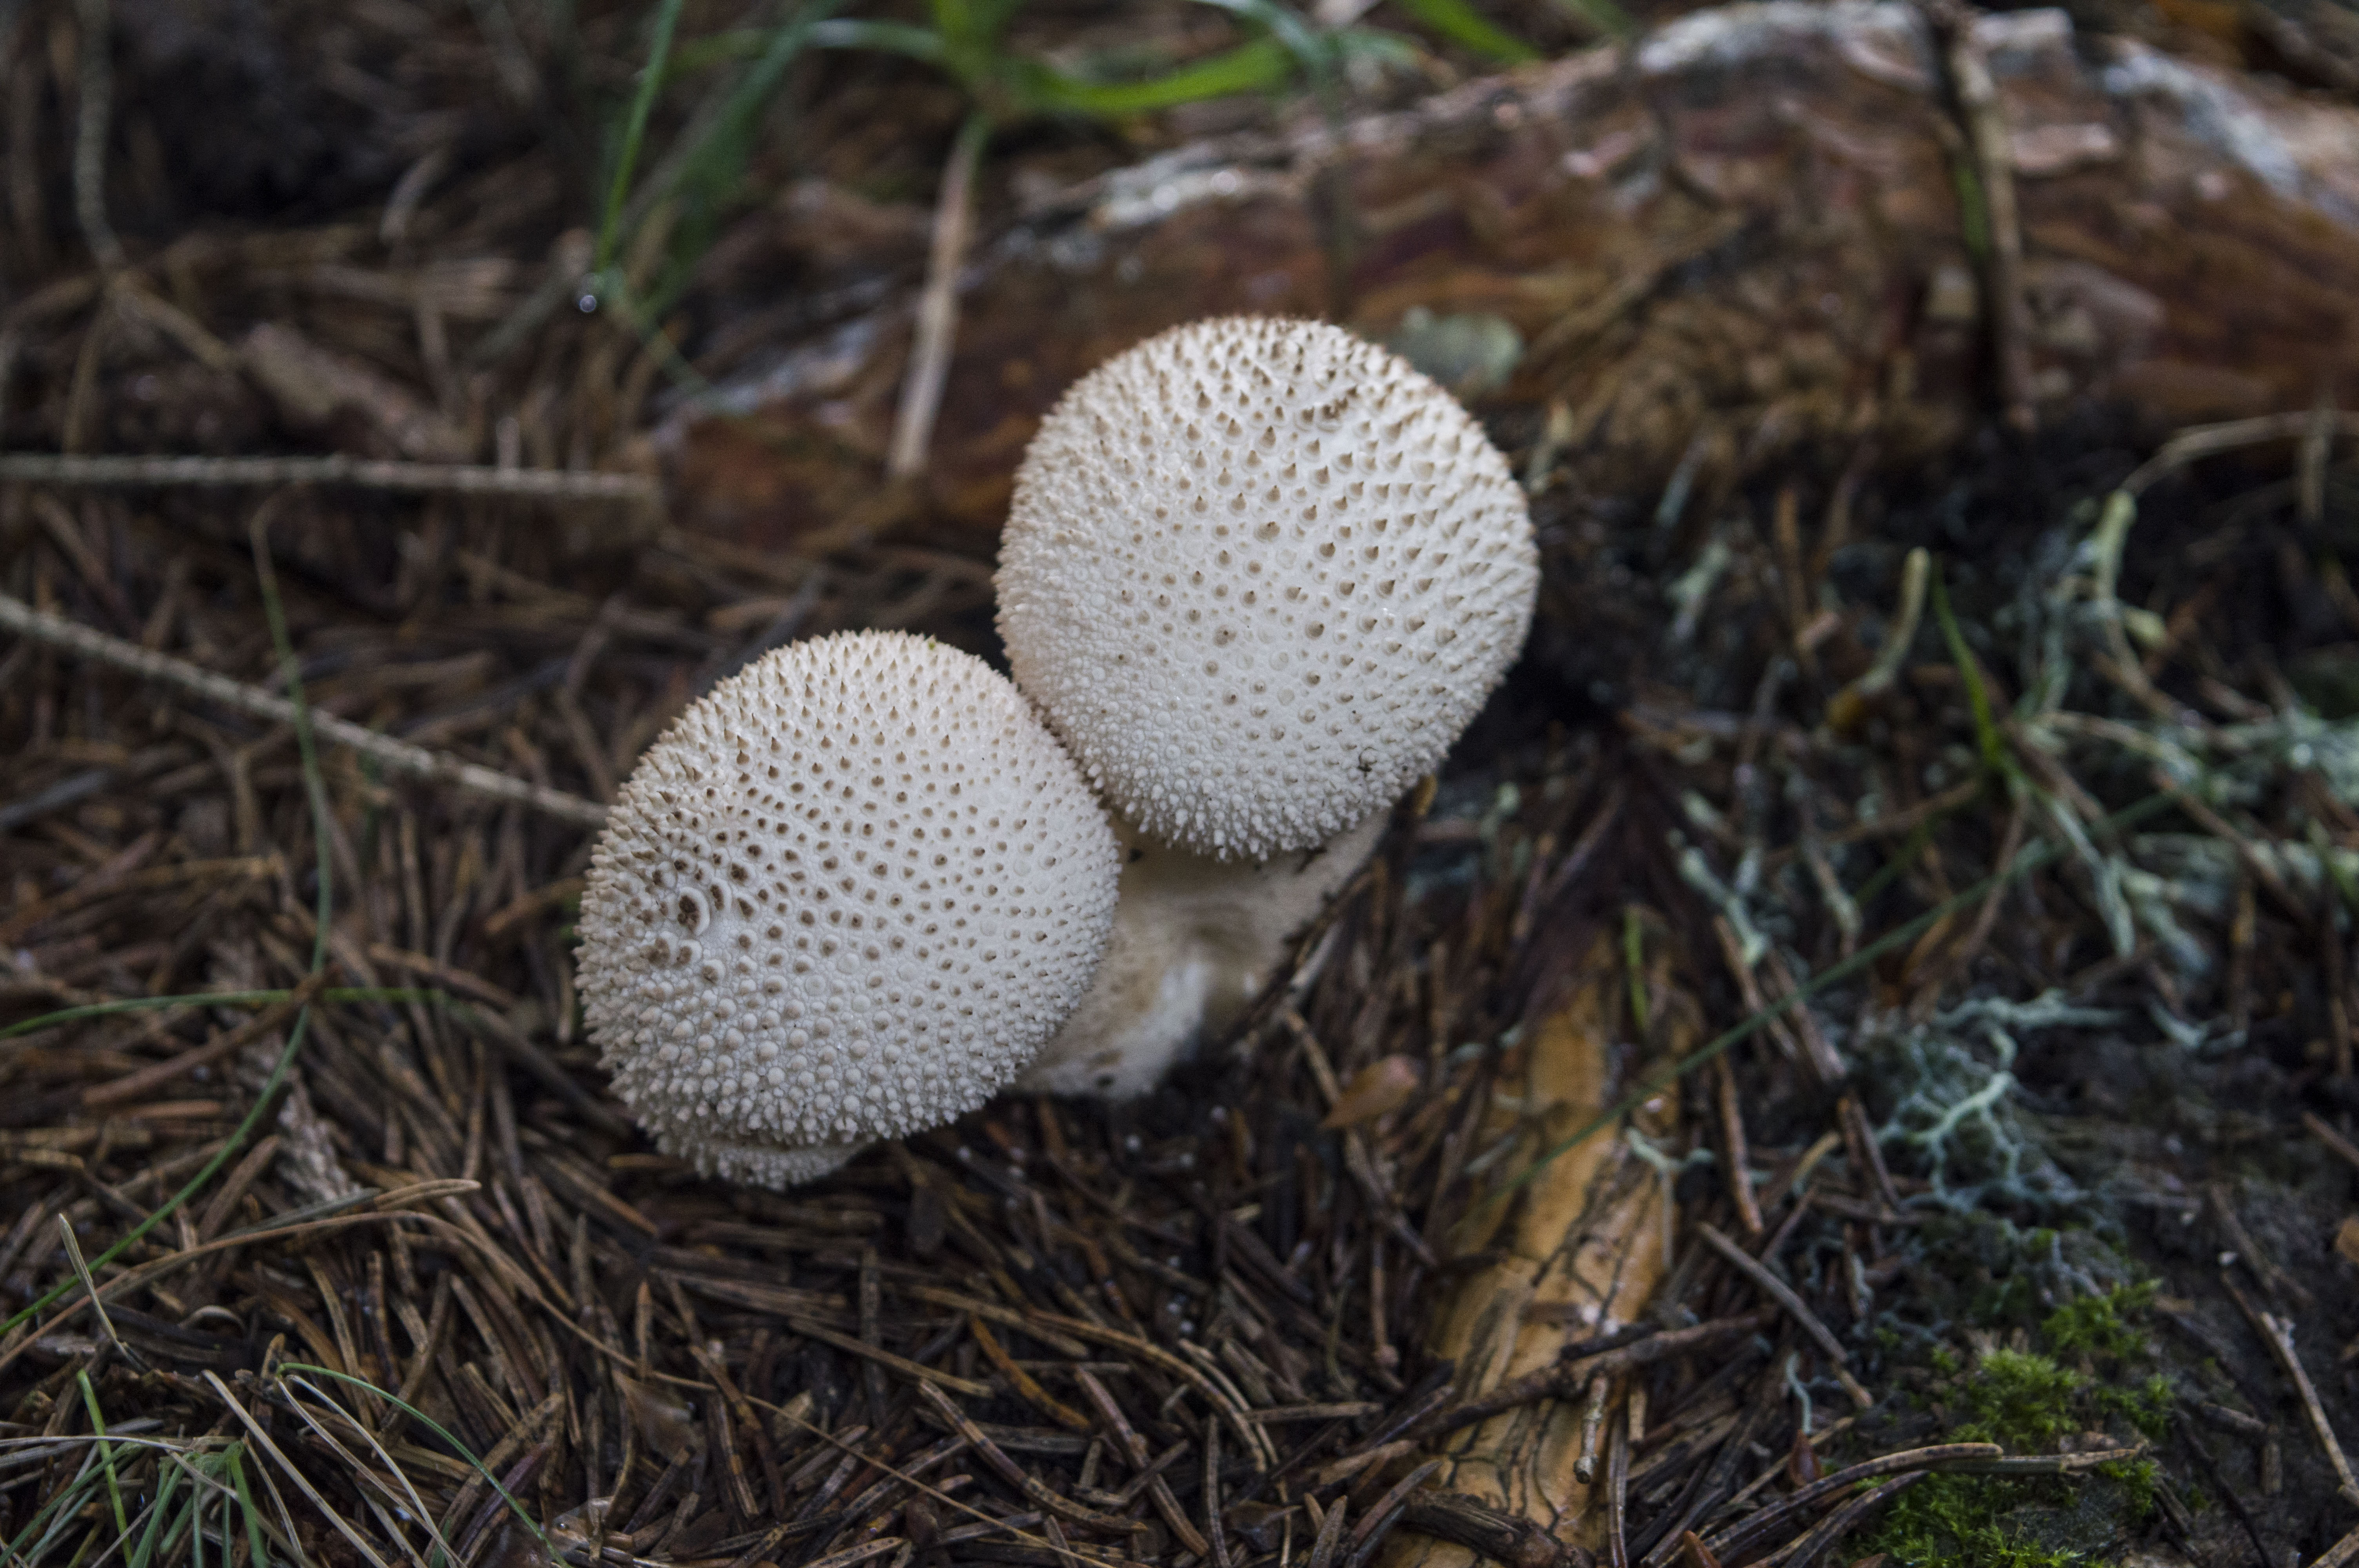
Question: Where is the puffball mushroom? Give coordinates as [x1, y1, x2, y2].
[576, 630, 1120, 1187]
[998, 316, 1539, 1095]
[999, 316, 1538, 856]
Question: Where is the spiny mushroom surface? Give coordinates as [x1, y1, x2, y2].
[997, 316, 1539, 860]
[576, 630, 1120, 1187]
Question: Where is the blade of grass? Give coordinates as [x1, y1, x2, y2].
[1192, 0, 1335, 93]
[127, 1454, 185, 1568]
[278, 1376, 453, 1568]
[1621, 906, 1650, 1037]
[1388, 0, 1538, 60]
[75, 1371, 127, 1539]
[203, 1373, 391, 1568]
[67, 1483, 171, 1568]
[3, 1447, 103, 1567]
[225, 1447, 271, 1568]
[1930, 564, 2011, 784]
[280, 1364, 554, 1561]
[682, 18, 944, 70]
[1016, 39, 1294, 115]
[1479, 788, 2178, 1212]
[1851, 810, 1944, 911]
[592, 0, 688, 283]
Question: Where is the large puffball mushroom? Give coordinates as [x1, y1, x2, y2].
[997, 317, 1539, 1096]
[576, 630, 1121, 1187]
[997, 314, 1539, 861]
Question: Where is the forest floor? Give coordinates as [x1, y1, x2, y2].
[7, 1, 2359, 1565]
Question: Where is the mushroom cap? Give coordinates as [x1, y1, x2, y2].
[996, 316, 1539, 860]
[576, 630, 1120, 1184]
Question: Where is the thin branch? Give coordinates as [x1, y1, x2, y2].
[888, 112, 990, 481]
[0, 591, 610, 829]
[2221, 1271, 2359, 1507]
[0, 450, 658, 503]
[1698, 1223, 1870, 1406]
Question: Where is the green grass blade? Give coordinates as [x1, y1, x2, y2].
[75, 1372, 127, 1539]
[1017, 38, 1294, 116]
[278, 1366, 552, 1559]
[1852, 811, 1943, 911]
[1931, 564, 2010, 783]
[594, 0, 688, 280]
[127, 1456, 184, 1568]
[1189, 0, 1334, 91]
[4, 1448, 102, 1567]
[226, 1449, 269, 1568]
[1389, 0, 1539, 60]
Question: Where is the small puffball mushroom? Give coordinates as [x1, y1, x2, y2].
[576, 630, 1120, 1187]
[998, 315, 1539, 861]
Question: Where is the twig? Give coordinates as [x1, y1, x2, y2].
[915, 1383, 1140, 1532]
[1781, 1473, 1922, 1568]
[0, 591, 610, 828]
[1712, 1056, 1764, 1236]
[71, 0, 124, 273]
[1398, 1490, 1569, 1568]
[888, 112, 990, 481]
[1605, 1406, 1632, 1568]
[1696, 1225, 1869, 1407]
[1342, 1458, 1442, 1568]
[1698, 1442, 1998, 1563]
[2315, 1521, 2359, 1568]
[2304, 1111, 2359, 1177]
[0, 450, 658, 503]
[2120, 409, 2359, 496]
[2302, 393, 2337, 525]
[1411, 1311, 1776, 1443]
[2220, 1272, 2359, 1506]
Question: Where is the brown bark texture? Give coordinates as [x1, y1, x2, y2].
[669, 1, 2359, 551]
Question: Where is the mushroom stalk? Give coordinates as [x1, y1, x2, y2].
[1016, 812, 1385, 1097]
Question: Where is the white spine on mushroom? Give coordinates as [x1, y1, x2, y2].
[576, 630, 1119, 1187]
[998, 316, 1539, 862]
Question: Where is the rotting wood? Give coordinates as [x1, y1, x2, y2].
[671, 5, 2359, 547]
[1385, 930, 1684, 1568]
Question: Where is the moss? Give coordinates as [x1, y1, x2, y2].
[1862, 1286, 2167, 1566]
[2043, 1281, 2157, 1362]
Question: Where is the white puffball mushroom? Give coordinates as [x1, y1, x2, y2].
[997, 314, 1539, 862]
[576, 630, 1120, 1187]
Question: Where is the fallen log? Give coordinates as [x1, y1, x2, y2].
[669, 1, 2359, 550]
